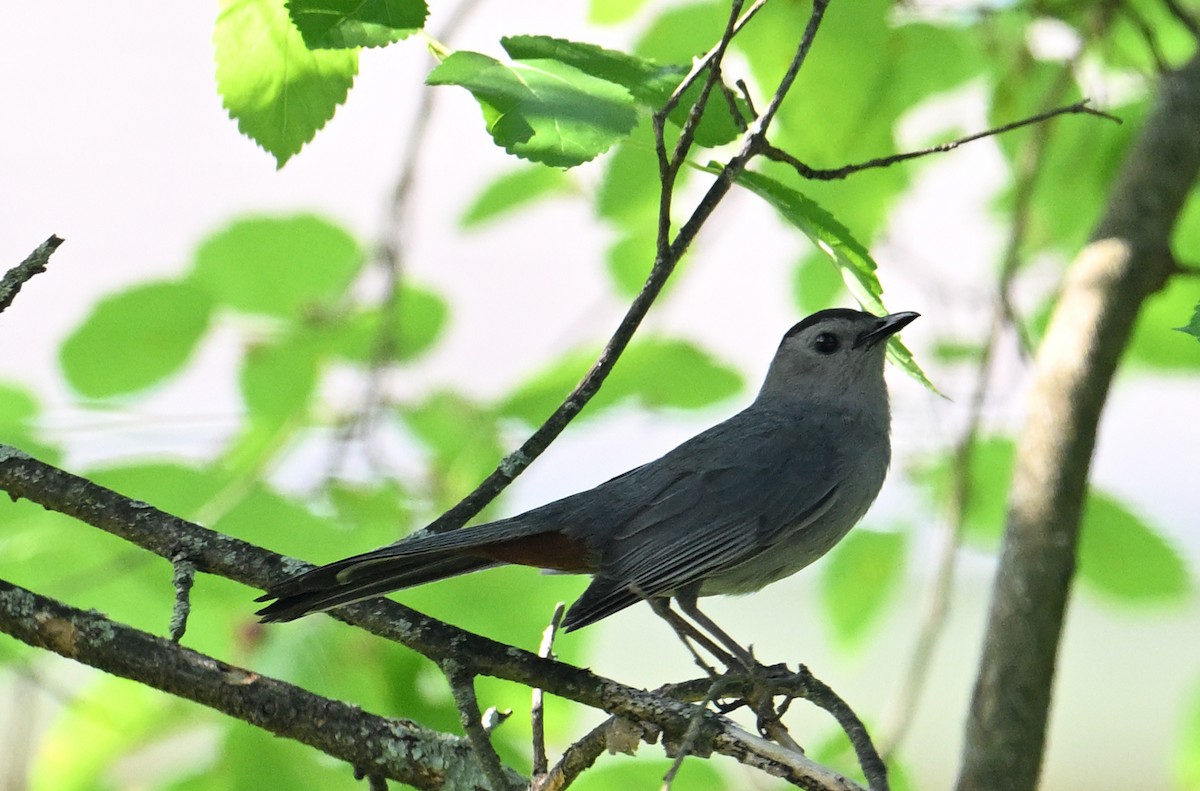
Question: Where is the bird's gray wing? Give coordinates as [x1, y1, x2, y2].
[561, 408, 844, 629]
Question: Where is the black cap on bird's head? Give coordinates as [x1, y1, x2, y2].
[760, 309, 920, 401]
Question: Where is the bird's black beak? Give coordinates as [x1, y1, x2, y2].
[854, 311, 920, 349]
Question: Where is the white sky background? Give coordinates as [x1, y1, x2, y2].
[3, 2, 1200, 790]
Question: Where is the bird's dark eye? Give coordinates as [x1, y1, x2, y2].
[813, 333, 840, 354]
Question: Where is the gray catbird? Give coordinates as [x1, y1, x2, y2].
[257, 309, 918, 650]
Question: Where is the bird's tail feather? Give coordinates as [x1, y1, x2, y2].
[256, 553, 499, 623]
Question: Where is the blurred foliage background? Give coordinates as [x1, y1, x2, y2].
[2, 0, 1200, 789]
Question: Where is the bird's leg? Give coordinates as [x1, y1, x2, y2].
[631, 585, 732, 674]
[673, 587, 758, 671]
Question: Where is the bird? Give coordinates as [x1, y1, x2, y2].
[257, 309, 918, 660]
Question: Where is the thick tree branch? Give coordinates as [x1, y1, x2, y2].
[0, 578, 523, 791]
[0, 444, 871, 790]
[955, 52, 1200, 791]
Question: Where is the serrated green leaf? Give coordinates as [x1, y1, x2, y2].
[1078, 491, 1190, 602]
[502, 35, 747, 147]
[190, 215, 364, 317]
[214, 0, 358, 167]
[60, 282, 213, 398]
[731, 170, 936, 392]
[819, 528, 907, 647]
[1181, 301, 1200, 342]
[329, 285, 448, 362]
[499, 338, 741, 426]
[240, 334, 322, 428]
[427, 51, 638, 167]
[287, 0, 426, 49]
[460, 165, 575, 228]
[912, 436, 1015, 545]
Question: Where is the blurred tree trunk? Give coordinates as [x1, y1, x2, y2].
[956, 52, 1200, 791]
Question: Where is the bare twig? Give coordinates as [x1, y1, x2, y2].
[763, 100, 1119, 182]
[532, 603, 566, 779]
[0, 235, 63, 315]
[442, 658, 516, 791]
[662, 675, 733, 788]
[536, 718, 613, 791]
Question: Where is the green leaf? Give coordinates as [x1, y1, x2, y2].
[819, 528, 907, 648]
[214, 0, 358, 167]
[1181, 301, 1200, 342]
[1078, 491, 1190, 602]
[597, 124, 661, 224]
[732, 170, 936, 392]
[460, 165, 575, 228]
[240, 334, 323, 428]
[1176, 682, 1200, 790]
[190, 215, 364, 317]
[499, 338, 742, 426]
[0, 382, 59, 462]
[30, 679, 183, 791]
[605, 220, 659, 298]
[588, 0, 649, 25]
[912, 436, 1015, 545]
[60, 281, 213, 398]
[286, 0, 427, 49]
[502, 35, 746, 147]
[427, 51, 639, 167]
[1126, 278, 1200, 369]
[399, 392, 505, 510]
[328, 285, 448, 362]
[793, 253, 846, 314]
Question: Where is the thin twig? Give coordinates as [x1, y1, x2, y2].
[424, 0, 831, 537]
[531, 603, 566, 779]
[442, 658, 516, 791]
[0, 235, 63, 315]
[662, 675, 733, 788]
[537, 717, 617, 791]
[763, 100, 1119, 182]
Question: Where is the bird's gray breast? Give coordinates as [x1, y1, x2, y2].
[697, 405, 891, 596]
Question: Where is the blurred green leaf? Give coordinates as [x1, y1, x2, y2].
[913, 436, 1015, 545]
[240, 334, 323, 428]
[214, 0, 357, 167]
[793, 253, 846, 314]
[90, 462, 229, 518]
[213, 481, 334, 554]
[1078, 490, 1190, 602]
[731, 170, 936, 392]
[287, 0, 427, 49]
[498, 338, 742, 425]
[219, 719, 350, 789]
[1127, 278, 1200, 369]
[597, 124, 661, 225]
[588, 0, 650, 25]
[0, 382, 59, 461]
[31, 679, 183, 791]
[571, 754, 729, 791]
[1176, 680, 1200, 790]
[427, 51, 639, 167]
[329, 285, 449, 362]
[60, 281, 213, 398]
[605, 220, 659, 298]
[820, 528, 907, 647]
[191, 215, 364, 317]
[460, 165, 575, 228]
[400, 391, 505, 509]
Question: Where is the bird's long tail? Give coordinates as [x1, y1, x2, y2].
[255, 518, 592, 623]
